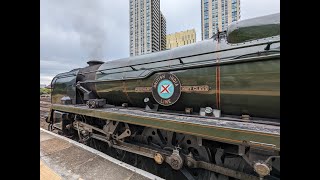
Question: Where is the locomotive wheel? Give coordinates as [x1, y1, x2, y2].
[140, 128, 217, 180]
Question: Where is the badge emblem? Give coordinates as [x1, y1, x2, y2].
[152, 73, 181, 106]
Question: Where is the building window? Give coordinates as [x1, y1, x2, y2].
[204, 5, 208, 11]
[205, 32, 209, 39]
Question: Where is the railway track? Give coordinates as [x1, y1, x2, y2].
[40, 97, 51, 129]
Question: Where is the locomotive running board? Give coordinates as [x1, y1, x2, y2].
[49, 104, 280, 151]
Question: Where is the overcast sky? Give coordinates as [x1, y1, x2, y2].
[40, 0, 279, 85]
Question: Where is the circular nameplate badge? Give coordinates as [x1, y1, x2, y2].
[152, 73, 181, 106]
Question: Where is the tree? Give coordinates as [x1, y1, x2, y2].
[40, 88, 51, 95]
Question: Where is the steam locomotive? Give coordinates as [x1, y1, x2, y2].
[48, 13, 280, 180]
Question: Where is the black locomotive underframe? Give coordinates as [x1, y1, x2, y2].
[50, 110, 280, 180]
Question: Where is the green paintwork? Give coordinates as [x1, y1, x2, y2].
[50, 104, 280, 151]
[227, 25, 280, 44]
[227, 13, 280, 43]
[51, 72, 78, 104]
[95, 57, 280, 119]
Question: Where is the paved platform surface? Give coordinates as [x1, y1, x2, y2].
[40, 128, 163, 180]
[40, 160, 61, 180]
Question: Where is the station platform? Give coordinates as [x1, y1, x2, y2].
[40, 128, 163, 180]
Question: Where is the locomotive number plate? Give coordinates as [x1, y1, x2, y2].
[181, 85, 209, 92]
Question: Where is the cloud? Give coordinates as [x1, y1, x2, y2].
[240, 0, 280, 20]
[40, 75, 55, 86]
[161, 0, 202, 42]
[40, 59, 80, 85]
[40, 0, 279, 84]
